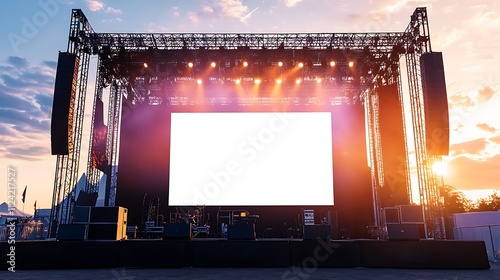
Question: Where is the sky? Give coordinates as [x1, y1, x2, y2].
[0, 0, 499, 213]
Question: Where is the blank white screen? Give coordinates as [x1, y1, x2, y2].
[169, 112, 334, 206]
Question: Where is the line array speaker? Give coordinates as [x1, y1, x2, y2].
[50, 52, 79, 155]
[421, 52, 449, 155]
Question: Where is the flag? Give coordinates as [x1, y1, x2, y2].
[21, 186, 27, 203]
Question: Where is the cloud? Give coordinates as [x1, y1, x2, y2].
[172, 7, 180, 17]
[85, 0, 105, 12]
[203, 5, 214, 14]
[7, 145, 50, 159]
[379, 0, 434, 13]
[216, 0, 248, 19]
[478, 86, 496, 102]
[102, 18, 123, 23]
[7, 56, 28, 68]
[282, 0, 304, 7]
[106, 7, 122, 14]
[476, 123, 497, 133]
[434, 27, 464, 49]
[0, 57, 55, 134]
[449, 138, 487, 155]
[448, 94, 475, 108]
[187, 11, 200, 24]
[490, 135, 500, 144]
[445, 155, 500, 190]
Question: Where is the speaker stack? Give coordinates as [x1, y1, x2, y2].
[57, 206, 128, 241]
[88, 206, 128, 240]
[382, 205, 425, 241]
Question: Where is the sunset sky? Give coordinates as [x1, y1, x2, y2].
[0, 0, 499, 212]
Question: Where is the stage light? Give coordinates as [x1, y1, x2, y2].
[298, 62, 304, 68]
[276, 78, 282, 84]
[316, 78, 322, 83]
[143, 62, 148, 68]
[295, 78, 302, 84]
[243, 61, 249, 67]
[211, 62, 217, 68]
[278, 61, 283, 67]
[196, 79, 203, 85]
[348, 61, 354, 67]
[254, 78, 261, 84]
[329, 61, 336, 67]
[235, 79, 241, 84]
[188, 62, 194, 68]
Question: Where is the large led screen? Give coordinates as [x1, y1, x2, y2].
[169, 112, 334, 206]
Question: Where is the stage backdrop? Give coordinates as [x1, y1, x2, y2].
[116, 100, 373, 238]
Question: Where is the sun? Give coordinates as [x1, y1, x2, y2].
[432, 161, 448, 176]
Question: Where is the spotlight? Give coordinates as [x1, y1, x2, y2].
[243, 61, 249, 67]
[196, 79, 202, 85]
[211, 62, 217, 68]
[235, 79, 241, 84]
[348, 61, 354, 67]
[254, 78, 261, 84]
[188, 62, 194, 68]
[143, 63, 148, 68]
[329, 61, 336, 67]
[298, 62, 304, 68]
[276, 78, 282, 84]
[316, 78, 322, 83]
[278, 61, 283, 67]
[295, 78, 302, 84]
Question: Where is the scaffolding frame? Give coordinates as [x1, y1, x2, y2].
[49, 7, 446, 239]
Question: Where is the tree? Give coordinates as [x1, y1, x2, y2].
[474, 192, 500, 211]
[441, 185, 473, 215]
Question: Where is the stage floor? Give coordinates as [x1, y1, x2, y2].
[1, 238, 490, 270]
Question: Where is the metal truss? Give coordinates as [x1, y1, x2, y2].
[404, 8, 445, 239]
[85, 60, 105, 194]
[52, 8, 446, 239]
[103, 80, 123, 207]
[88, 32, 410, 52]
[49, 9, 94, 236]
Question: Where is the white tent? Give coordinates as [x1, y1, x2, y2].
[0, 202, 31, 224]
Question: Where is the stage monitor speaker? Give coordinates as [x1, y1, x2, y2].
[87, 223, 126, 240]
[227, 224, 256, 240]
[386, 224, 421, 241]
[398, 205, 424, 224]
[89, 206, 128, 223]
[163, 223, 192, 240]
[382, 207, 400, 224]
[73, 206, 91, 224]
[303, 225, 332, 240]
[57, 224, 87, 241]
[51, 52, 79, 155]
[421, 52, 449, 155]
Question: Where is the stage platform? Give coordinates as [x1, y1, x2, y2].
[1, 238, 490, 270]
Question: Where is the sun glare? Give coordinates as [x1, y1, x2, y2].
[432, 161, 448, 176]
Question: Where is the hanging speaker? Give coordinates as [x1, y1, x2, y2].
[421, 52, 449, 155]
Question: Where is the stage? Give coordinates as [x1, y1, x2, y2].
[1, 238, 490, 270]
